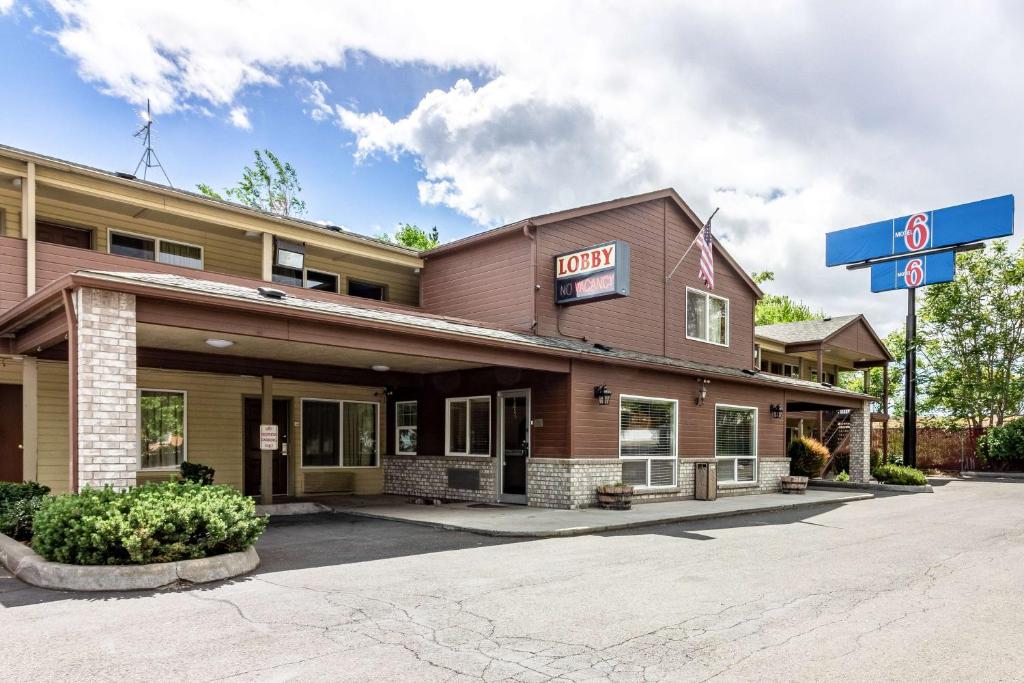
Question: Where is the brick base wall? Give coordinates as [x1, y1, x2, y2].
[717, 457, 790, 497]
[383, 455, 497, 502]
[527, 458, 621, 509]
[849, 401, 871, 482]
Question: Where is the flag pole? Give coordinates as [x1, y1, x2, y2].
[666, 207, 718, 282]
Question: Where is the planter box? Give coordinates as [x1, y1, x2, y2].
[596, 485, 634, 510]
[780, 475, 809, 494]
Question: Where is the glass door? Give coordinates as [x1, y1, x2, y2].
[498, 390, 530, 504]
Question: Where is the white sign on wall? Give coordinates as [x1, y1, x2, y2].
[259, 424, 279, 451]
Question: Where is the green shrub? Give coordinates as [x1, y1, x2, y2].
[788, 437, 830, 477]
[31, 482, 267, 565]
[180, 461, 215, 486]
[977, 420, 1024, 467]
[872, 464, 928, 486]
[0, 482, 50, 541]
[835, 471, 850, 482]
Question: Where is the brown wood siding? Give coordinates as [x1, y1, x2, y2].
[829, 322, 888, 359]
[570, 360, 859, 460]
[0, 237, 26, 314]
[420, 231, 534, 330]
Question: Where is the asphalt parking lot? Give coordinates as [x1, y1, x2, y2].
[2, 479, 1023, 681]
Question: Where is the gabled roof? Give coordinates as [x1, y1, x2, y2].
[756, 314, 892, 362]
[422, 188, 764, 298]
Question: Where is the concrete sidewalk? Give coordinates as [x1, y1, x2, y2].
[327, 490, 873, 537]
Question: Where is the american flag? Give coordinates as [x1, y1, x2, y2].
[698, 217, 715, 289]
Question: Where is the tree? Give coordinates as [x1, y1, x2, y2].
[197, 150, 306, 217]
[380, 224, 441, 250]
[751, 271, 825, 326]
[918, 241, 1024, 427]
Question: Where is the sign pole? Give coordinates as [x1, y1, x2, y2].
[903, 287, 917, 468]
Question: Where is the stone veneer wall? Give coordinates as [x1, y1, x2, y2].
[716, 457, 790, 498]
[848, 401, 871, 482]
[383, 455, 497, 502]
[76, 287, 138, 491]
[527, 458, 622, 509]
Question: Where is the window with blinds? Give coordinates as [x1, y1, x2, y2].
[446, 396, 490, 456]
[716, 405, 757, 483]
[619, 396, 677, 488]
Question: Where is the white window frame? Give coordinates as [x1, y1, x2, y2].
[714, 403, 758, 485]
[137, 388, 188, 471]
[445, 395, 491, 457]
[299, 398, 382, 470]
[108, 228, 205, 270]
[618, 394, 679, 489]
[685, 287, 730, 347]
[302, 267, 341, 293]
[395, 400, 418, 455]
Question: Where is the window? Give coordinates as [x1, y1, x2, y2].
[302, 400, 340, 467]
[110, 230, 203, 269]
[305, 269, 339, 292]
[396, 401, 417, 455]
[302, 400, 380, 468]
[810, 369, 837, 384]
[446, 396, 490, 456]
[348, 279, 387, 301]
[271, 267, 340, 292]
[686, 288, 728, 345]
[763, 360, 800, 378]
[139, 390, 186, 469]
[716, 405, 757, 484]
[619, 396, 678, 488]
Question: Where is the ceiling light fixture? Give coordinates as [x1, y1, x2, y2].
[371, 364, 390, 372]
[205, 339, 234, 349]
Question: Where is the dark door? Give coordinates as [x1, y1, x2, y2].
[36, 221, 92, 249]
[0, 385, 23, 482]
[499, 391, 530, 503]
[244, 398, 290, 497]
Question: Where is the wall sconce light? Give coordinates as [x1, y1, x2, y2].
[593, 384, 612, 406]
[695, 378, 710, 406]
[770, 403, 783, 419]
[380, 386, 395, 400]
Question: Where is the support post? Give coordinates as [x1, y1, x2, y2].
[261, 233, 273, 282]
[21, 162, 36, 296]
[21, 357, 37, 482]
[261, 375, 274, 505]
[882, 363, 890, 459]
[903, 288, 917, 468]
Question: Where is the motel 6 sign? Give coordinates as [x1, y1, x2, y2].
[870, 251, 956, 292]
[554, 240, 631, 305]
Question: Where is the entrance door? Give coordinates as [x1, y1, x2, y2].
[243, 398, 290, 497]
[0, 385, 23, 482]
[498, 389, 530, 504]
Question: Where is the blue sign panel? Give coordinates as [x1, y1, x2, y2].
[826, 194, 1014, 267]
[870, 250, 956, 292]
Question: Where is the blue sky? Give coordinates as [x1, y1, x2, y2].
[0, 5, 483, 240]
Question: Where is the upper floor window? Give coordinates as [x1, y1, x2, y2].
[272, 266, 339, 293]
[686, 288, 728, 346]
[348, 279, 387, 301]
[761, 359, 800, 378]
[811, 369, 837, 385]
[110, 230, 203, 269]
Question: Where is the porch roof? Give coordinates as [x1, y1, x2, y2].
[2, 269, 873, 401]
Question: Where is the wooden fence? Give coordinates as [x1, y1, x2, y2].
[872, 425, 985, 471]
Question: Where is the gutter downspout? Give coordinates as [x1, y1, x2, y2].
[61, 287, 78, 493]
[524, 221, 538, 333]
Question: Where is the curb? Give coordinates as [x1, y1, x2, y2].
[809, 480, 933, 494]
[334, 493, 875, 538]
[256, 501, 332, 517]
[0, 533, 259, 592]
[961, 471, 1024, 480]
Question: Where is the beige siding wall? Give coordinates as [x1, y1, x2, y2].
[38, 361, 70, 493]
[0, 187, 21, 238]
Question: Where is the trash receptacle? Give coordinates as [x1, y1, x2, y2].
[695, 462, 717, 501]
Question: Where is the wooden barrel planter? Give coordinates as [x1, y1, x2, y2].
[596, 484, 634, 510]
[780, 475, 809, 494]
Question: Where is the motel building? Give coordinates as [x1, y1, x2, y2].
[0, 144, 891, 508]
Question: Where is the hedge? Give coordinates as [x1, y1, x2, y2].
[977, 420, 1024, 467]
[872, 464, 928, 486]
[0, 481, 50, 541]
[31, 482, 267, 566]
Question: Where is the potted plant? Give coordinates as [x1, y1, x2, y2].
[782, 437, 830, 494]
[596, 482, 634, 510]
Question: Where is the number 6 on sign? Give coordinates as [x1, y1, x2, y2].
[902, 258, 924, 287]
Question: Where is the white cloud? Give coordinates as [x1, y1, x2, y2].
[36, 1, 1024, 332]
[0, 0, 15, 15]
[228, 106, 251, 130]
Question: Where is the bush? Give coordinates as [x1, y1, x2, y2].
[835, 471, 850, 482]
[788, 437, 830, 477]
[180, 461, 215, 486]
[0, 482, 50, 541]
[31, 482, 267, 565]
[977, 420, 1024, 468]
[872, 464, 928, 486]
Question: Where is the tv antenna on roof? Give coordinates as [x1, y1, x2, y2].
[133, 99, 173, 186]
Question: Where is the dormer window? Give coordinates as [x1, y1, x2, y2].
[686, 288, 729, 346]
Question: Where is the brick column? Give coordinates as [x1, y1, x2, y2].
[849, 400, 871, 483]
[76, 288, 138, 491]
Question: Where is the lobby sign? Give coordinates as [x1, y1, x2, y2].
[554, 240, 630, 305]
[870, 250, 956, 292]
[259, 424, 279, 451]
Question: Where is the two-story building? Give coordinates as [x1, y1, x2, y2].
[0, 143, 879, 508]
